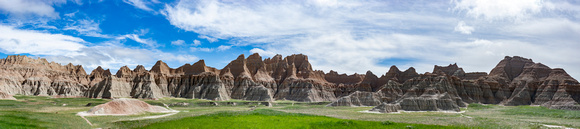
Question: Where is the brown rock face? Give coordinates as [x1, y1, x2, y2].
[0, 54, 579, 112]
[489, 56, 535, 80]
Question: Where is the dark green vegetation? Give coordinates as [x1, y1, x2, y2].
[142, 109, 461, 129]
[466, 103, 493, 110]
[1, 96, 579, 129]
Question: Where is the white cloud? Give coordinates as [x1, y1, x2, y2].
[64, 10, 79, 17]
[216, 45, 231, 51]
[249, 48, 276, 57]
[117, 34, 158, 48]
[192, 39, 201, 46]
[454, 21, 475, 34]
[0, 25, 86, 56]
[0, 0, 60, 18]
[63, 19, 111, 38]
[198, 35, 217, 42]
[504, 18, 580, 41]
[171, 39, 185, 45]
[163, 0, 390, 39]
[189, 45, 230, 52]
[190, 47, 213, 52]
[453, 0, 545, 21]
[123, 0, 153, 11]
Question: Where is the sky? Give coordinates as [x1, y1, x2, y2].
[0, 0, 578, 79]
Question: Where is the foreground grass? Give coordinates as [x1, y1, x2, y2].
[142, 109, 463, 129]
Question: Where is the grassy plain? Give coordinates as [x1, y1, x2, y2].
[0, 95, 579, 129]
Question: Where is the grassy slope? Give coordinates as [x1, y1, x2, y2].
[142, 109, 461, 129]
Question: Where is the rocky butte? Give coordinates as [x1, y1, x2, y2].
[0, 54, 578, 113]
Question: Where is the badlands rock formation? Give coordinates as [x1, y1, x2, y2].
[78, 98, 172, 116]
[339, 56, 580, 112]
[0, 55, 578, 111]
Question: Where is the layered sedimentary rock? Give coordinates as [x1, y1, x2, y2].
[366, 56, 580, 112]
[0, 55, 89, 97]
[0, 54, 578, 112]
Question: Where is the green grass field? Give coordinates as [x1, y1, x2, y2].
[1, 95, 579, 129]
[142, 109, 461, 129]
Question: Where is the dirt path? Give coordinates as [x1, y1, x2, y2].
[79, 115, 93, 126]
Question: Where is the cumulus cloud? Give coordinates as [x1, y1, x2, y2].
[0, 0, 61, 18]
[216, 45, 231, 51]
[192, 39, 201, 46]
[198, 35, 217, 42]
[249, 48, 276, 57]
[454, 21, 475, 34]
[0, 25, 86, 56]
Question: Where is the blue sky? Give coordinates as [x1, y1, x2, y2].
[0, 0, 579, 79]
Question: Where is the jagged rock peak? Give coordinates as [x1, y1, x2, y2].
[237, 54, 245, 60]
[116, 66, 133, 77]
[191, 59, 207, 72]
[363, 71, 379, 82]
[150, 60, 171, 74]
[284, 54, 312, 72]
[223, 54, 251, 78]
[176, 60, 208, 75]
[64, 63, 87, 75]
[404, 67, 417, 73]
[489, 56, 535, 80]
[264, 54, 283, 64]
[433, 63, 462, 76]
[385, 65, 401, 78]
[246, 53, 265, 75]
[387, 65, 401, 74]
[382, 65, 419, 83]
[0, 55, 54, 66]
[90, 66, 111, 77]
[133, 65, 147, 73]
[325, 70, 365, 84]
